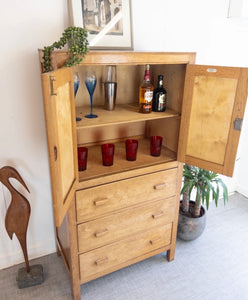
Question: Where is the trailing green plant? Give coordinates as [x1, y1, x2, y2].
[42, 26, 89, 73]
[180, 164, 228, 218]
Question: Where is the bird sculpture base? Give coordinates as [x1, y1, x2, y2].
[16, 264, 44, 289]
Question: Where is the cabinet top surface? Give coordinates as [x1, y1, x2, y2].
[39, 50, 196, 69]
[78, 51, 196, 65]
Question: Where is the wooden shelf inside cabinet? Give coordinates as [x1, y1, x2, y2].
[78, 138, 176, 182]
[76, 104, 180, 129]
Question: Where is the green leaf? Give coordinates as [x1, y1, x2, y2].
[196, 185, 201, 205]
[216, 178, 228, 204]
[206, 184, 210, 210]
[181, 164, 228, 211]
[42, 26, 89, 72]
[215, 185, 219, 207]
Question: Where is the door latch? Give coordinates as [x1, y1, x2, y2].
[50, 76, 57, 96]
[234, 118, 243, 131]
[54, 146, 57, 161]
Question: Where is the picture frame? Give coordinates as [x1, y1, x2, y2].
[68, 0, 133, 50]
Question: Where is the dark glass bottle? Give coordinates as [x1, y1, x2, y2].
[152, 75, 167, 112]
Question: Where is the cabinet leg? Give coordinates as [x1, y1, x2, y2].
[167, 248, 175, 262]
[167, 163, 183, 263]
[56, 249, 61, 257]
[68, 198, 81, 300]
[56, 244, 61, 257]
[71, 281, 81, 300]
[55, 229, 61, 256]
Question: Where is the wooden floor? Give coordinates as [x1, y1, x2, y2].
[1, 192, 248, 300]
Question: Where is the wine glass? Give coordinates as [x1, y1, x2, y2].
[73, 72, 82, 121]
[85, 70, 98, 118]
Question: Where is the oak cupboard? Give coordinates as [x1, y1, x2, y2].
[39, 51, 248, 300]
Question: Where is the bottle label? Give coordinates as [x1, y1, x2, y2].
[158, 94, 166, 110]
[159, 94, 165, 104]
[144, 91, 153, 102]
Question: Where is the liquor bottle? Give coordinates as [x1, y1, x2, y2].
[139, 64, 154, 113]
[152, 75, 167, 112]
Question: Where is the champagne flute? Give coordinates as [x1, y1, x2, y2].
[85, 70, 98, 118]
[73, 72, 82, 121]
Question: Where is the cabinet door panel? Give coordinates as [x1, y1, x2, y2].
[178, 65, 248, 176]
[42, 68, 78, 227]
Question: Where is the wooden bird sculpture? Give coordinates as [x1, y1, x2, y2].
[0, 166, 31, 272]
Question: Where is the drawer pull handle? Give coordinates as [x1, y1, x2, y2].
[152, 211, 164, 219]
[207, 68, 217, 73]
[94, 198, 109, 206]
[150, 237, 161, 245]
[95, 228, 109, 237]
[95, 256, 108, 265]
[154, 183, 166, 190]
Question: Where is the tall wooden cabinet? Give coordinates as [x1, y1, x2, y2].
[40, 52, 248, 300]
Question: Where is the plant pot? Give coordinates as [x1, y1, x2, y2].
[177, 200, 206, 241]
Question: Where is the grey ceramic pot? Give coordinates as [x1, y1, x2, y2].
[177, 200, 206, 241]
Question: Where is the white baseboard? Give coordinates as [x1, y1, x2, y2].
[236, 185, 248, 198]
[0, 239, 56, 270]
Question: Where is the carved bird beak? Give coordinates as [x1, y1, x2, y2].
[0, 166, 30, 193]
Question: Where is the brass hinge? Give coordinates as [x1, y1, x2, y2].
[234, 118, 243, 131]
[50, 76, 57, 96]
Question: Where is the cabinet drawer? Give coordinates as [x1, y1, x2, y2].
[79, 223, 172, 282]
[76, 168, 177, 222]
[78, 197, 175, 253]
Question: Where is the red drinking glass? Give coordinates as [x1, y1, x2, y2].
[101, 143, 115, 166]
[77, 147, 88, 171]
[150, 136, 163, 156]
[125, 139, 138, 161]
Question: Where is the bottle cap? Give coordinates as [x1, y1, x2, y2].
[144, 65, 151, 81]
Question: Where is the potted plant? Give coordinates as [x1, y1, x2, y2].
[177, 164, 228, 241]
[42, 26, 89, 73]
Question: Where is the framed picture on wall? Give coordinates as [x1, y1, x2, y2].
[68, 0, 133, 50]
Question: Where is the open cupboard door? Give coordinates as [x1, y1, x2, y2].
[178, 64, 248, 177]
[42, 68, 78, 227]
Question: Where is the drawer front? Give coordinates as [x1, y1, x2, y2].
[79, 223, 172, 282]
[78, 197, 175, 253]
[76, 168, 177, 222]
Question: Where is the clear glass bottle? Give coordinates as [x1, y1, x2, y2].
[152, 75, 167, 112]
[139, 64, 154, 113]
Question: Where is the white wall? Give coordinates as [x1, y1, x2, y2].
[0, 0, 69, 269]
[0, 0, 247, 269]
[132, 0, 248, 195]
